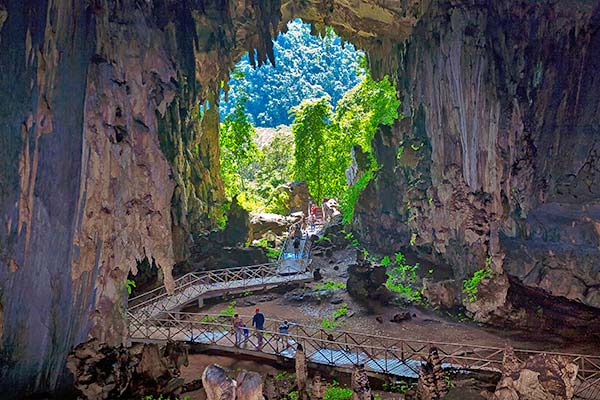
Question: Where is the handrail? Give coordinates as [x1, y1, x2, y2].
[141, 311, 600, 361]
[129, 262, 280, 311]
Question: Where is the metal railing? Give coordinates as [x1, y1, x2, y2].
[128, 263, 311, 319]
[128, 312, 600, 398]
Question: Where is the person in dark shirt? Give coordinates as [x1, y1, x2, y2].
[252, 308, 265, 348]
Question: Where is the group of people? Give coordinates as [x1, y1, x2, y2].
[231, 308, 291, 349]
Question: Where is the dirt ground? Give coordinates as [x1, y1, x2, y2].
[195, 248, 599, 355]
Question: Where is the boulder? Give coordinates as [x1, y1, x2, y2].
[248, 212, 301, 243]
[483, 346, 578, 400]
[347, 251, 391, 310]
[390, 312, 412, 323]
[67, 339, 188, 400]
[422, 279, 463, 309]
[281, 181, 311, 214]
[202, 364, 264, 400]
[222, 197, 250, 246]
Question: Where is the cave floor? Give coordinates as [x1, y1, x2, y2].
[191, 247, 600, 357]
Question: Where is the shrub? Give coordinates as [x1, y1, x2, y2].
[321, 318, 335, 330]
[332, 303, 348, 319]
[385, 252, 421, 301]
[463, 267, 494, 303]
[382, 380, 411, 393]
[315, 281, 346, 290]
[323, 381, 353, 400]
[126, 279, 136, 295]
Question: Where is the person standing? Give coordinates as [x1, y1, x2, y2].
[252, 308, 265, 348]
[232, 314, 243, 347]
[243, 324, 250, 346]
[278, 320, 291, 350]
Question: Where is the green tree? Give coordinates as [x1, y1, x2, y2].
[291, 96, 332, 201]
[220, 95, 258, 199]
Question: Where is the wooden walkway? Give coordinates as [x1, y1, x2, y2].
[129, 218, 328, 319]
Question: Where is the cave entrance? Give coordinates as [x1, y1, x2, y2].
[217, 19, 400, 230]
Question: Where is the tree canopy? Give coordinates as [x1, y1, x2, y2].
[220, 19, 364, 127]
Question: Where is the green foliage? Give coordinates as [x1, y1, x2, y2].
[409, 233, 417, 246]
[445, 371, 456, 389]
[290, 72, 399, 209]
[323, 381, 353, 400]
[463, 267, 494, 303]
[340, 162, 374, 224]
[321, 318, 335, 330]
[333, 303, 348, 319]
[316, 235, 331, 244]
[385, 252, 421, 301]
[253, 237, 281, 260]
[380, 256, 391, 267]
[221, 301, 237, 317]
[382, 380, 411, 393]
[291, 96, 331, 200]
[220, 95, 259, 199]
[275, 371, 291, 381]
[283, 391, 299, 400]
[221, 19, 364, 127]
[126, 279, 136, 295]
[315, 281, 346, 290]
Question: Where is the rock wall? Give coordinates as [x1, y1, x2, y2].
[355, 0, 600, 321]
[0, 0, 282, 396]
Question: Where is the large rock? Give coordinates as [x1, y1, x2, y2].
[202, 364, 264, 400]
[248, 212, 301, 243]
[67, 339, 188, 400]
[484, 347, 578, 400]
[346, 251, 391, 310]
[422, 279, 463, 309]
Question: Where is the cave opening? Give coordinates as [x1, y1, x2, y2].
[216, 19, 400, 232]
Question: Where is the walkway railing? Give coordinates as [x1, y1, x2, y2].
[128, 263, 311, 319]
[128, 312, 600, 398]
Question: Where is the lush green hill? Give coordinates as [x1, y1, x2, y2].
[219, 19, 364, 127]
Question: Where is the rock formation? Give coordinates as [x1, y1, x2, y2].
[483, 346, 579, 400]
[1, 0, 600, 397]
[66, 339, 188, 400]
[351, 364, 372, 400]
[354, 0, 600, 330]
[295, 343, 309, 400]
[416, 347, 448, 400]
[202, 364, 264, 400]
[346, 250, 391, 310]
